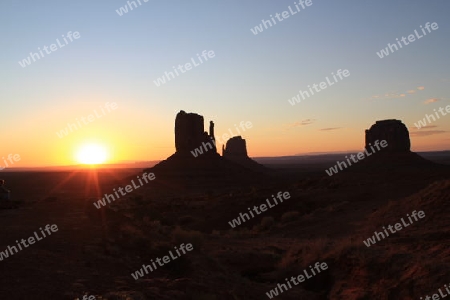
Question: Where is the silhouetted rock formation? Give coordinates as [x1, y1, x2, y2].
[223, 136, 266, 172]
[145, 111, 267, 189]
[365, 119, 410, 152]
[351, 119, 442, 174]
[223, 136, 247, 157]
[175, 110, 216, 155]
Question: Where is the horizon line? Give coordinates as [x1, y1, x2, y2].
[2, 149, 449, 170]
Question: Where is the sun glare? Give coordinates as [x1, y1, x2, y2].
[76, 144, 108, 165]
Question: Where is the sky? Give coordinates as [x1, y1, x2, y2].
[1, 0, 449, 167]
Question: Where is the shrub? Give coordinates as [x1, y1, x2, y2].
[260, 216, 275, 231]
[119, 224, 152, 249]
[281, 211, 299, 223]
[172, 226, 204, 249]
[178, 215, 196, 226]
[211, 230, 221, 236]
[132, 195, 144, 205]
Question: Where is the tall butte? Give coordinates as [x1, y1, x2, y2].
[365, 119, 411, 153]
[357, 119, 437, 171]
[174, 110, 218, 156]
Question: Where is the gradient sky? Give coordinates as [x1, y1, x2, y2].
[1, 0, 449, 167]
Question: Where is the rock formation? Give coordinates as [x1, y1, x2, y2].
[175, 110, 216, 155]
[365, 119, 410, 152]
[355, 119, 439, 172]
[223, 136, 266, 172]
[223, 136, 247, 157]
[145, 111, 266, 188]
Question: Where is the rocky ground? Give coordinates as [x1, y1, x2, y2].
[0, 157, 449, 299]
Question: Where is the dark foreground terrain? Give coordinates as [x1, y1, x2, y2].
[0, 153, 449, 299]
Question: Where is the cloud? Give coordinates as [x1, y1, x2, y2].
[410, 130, 446, 137]
[320, 127, 342, 131]
[285, 119, 316, 130]
[424, 98, 440, 104]
[367, 86, 425, 100]
[368, 93, 403, 100]
[411, 125, 438, 130]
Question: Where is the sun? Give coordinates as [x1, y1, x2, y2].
[76, 144, 108, 165]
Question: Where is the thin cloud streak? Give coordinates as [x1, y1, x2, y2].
[410, 130, 446, 137]
[424, 98, 440, 104]
[320, 127, 342, 131]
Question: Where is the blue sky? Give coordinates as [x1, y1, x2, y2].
[1, 0, 449, 166]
